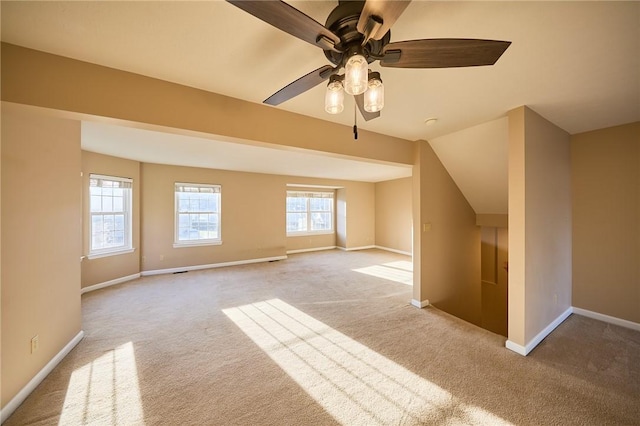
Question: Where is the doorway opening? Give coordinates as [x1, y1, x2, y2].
[480, 227, 508, 336]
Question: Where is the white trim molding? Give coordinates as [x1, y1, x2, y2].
[1, 330, 84, 423]
[86, 247, 136, 260]
[173, 240, 223, 249]
[374, 246, 412, 256]
[573, 307, 640, 332]
[81, 273, 141, 294]
[506, 307, 573, 356]
[505, 340, 527, 356]
[337, 245, 376, 252]
[287, 246, 336, 254]
[141, 255, 287, 276]
[411, 299, 429, 309]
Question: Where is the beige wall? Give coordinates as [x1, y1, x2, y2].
[375, 177, 412, 254]
[344, 182, 376, 249]
[141, 163, 287, 271]
[508, 106, 572, 347]
[140, 163, 374, 272]
[507, 109, 526, 345]
[413, 140, 481, 326]
[476, 214, 508, 228]
[81, 151, 141, 288]
[572, 122, 639, 323]
[1, 109, 82, 407]
[286, 233, 336, 252]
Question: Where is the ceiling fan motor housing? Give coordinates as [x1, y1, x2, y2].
[323, 0, 390, 67]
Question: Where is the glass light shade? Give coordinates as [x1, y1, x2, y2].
[344, 54, 368, 95]
[364, 76, 384, 112]
[325, 80, 344, 114]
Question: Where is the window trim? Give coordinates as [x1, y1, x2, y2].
[87, 248, 136, 260]
[88, 174, 134, 259]
[286, 190, 335, 236]
[174, 182, 222, 247]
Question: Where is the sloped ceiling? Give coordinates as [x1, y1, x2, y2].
[2, 1, 639, 201]
[430, 118, 508, 214]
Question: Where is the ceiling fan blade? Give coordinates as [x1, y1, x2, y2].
[354, 94, 381, 121]
[227, 1, 340, 50]
[381, 39, 511, 68]
[264, 65, 335, 106]
[357, 0, 411, 41]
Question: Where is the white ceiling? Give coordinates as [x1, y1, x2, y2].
[2, 1, 639, 212]
[81, 121, 412, 182]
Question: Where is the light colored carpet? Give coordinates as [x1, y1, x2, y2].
[5, 249, 640, 425]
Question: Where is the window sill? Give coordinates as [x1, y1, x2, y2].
[173, 240, 223, 249]
[87, 248, 135, 260]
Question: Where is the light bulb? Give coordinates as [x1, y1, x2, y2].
[325, 78, 344, 114]
[344, 54, 368, 95]
[364, 72, 384, 112]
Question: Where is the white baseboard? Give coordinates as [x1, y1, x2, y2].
[506, 306, 640, 357]
[337, 245, 376, 252]
[411, 299, 429, 308]
[1, 330, 84, 423]
[572, 307, 640, 332]
[287, 246, 336, 254]
[141, 255, 288, 276]
[505, 340, 527, 356]
[506, 306, 573, 356]
[374, 245, 412, 256]
[81, 273, 141, 294]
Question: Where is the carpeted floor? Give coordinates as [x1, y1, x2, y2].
[5, 249, 640, 425]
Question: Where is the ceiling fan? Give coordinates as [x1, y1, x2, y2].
[227, 0, 511, 122]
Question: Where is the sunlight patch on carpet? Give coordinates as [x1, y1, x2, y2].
[59, 342, 144, 425]
[352, 261, 413, 286]
[383, 260, 413, 272]
[223, 299, 511, 425]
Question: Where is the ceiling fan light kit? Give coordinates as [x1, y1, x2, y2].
[228, 0, 511, 124]
[343, 53, 368, 95]
[364, 71, 384, 113]
[325, 75, 345, 114]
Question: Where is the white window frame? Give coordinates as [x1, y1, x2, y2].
[88, 174, 134, 259]
[286, 191, 334, 236]
[174, 182, 222, 248]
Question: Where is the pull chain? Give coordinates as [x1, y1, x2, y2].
[353, 103, 358, 140]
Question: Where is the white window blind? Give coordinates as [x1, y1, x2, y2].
[287, 191, 334, 199]
[90, 174, 133, 189]
[175, 183, 220, 194]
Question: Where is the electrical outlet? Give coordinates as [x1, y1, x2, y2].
[31, 335, 39, 354]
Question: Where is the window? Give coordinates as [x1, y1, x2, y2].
[175, 183, 221, 246]
[286, 191, 334, 235]
[89, 174, 133, 258]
